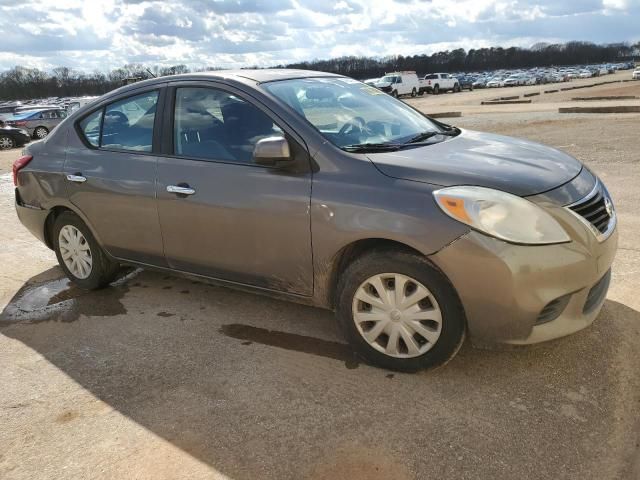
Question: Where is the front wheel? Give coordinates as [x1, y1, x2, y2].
[392, 90, 398, 98]
[53, 211, 120, 290]
[411, 88, 417, 97]
[336, 250, 466, 372]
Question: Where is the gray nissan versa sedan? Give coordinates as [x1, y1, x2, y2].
[13, 69, 617, 371]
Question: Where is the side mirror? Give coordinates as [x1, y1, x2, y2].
[253, 136, 292, 168]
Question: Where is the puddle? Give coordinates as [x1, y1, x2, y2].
[220, 324, 360, 369]
[0, 268, 140, 324]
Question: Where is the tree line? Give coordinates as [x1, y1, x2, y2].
[0, 41, 637, 101]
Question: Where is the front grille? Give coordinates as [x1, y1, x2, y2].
[569, 185, 611, 234]
[583, 269, 611, 314]
[536, 294, 572, 325]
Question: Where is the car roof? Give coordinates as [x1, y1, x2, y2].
[11, 109, 53, 119]
[95, 69, 346, 104]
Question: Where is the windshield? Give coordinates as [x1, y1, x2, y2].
[380, 76, 398, 83]
[264, 77, 441, 149]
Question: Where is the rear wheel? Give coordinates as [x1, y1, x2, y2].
[33, 126, 49, 139]
[53, 212, 120, 290]
[336, 249, 466, 372]
[433, 84, 440, 95]
[453, 83, 460, 93]
[0, 135, 15, 149]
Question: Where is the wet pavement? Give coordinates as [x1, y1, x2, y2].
[1, 115, 640, 479]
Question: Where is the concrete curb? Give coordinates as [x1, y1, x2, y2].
[427, 111, 462, 118]
[523, 92, 540, 97]
[571, 96, 638, 101]
[559, 106, 640, 114]
[482, 99, 532, 105]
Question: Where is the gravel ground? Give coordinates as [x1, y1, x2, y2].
[1, 78, 639, 480]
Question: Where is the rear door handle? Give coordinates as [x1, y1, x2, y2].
[167, 185, 196, 196]
[66, 174, 87, 183]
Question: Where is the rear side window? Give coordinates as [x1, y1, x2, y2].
[102, 91, 159, 152]
[173, 87, 282, 164]
[424, 74, 437, 80]
[79, 109, 102, 147]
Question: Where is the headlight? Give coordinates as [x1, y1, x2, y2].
[433, 186, 570, 245]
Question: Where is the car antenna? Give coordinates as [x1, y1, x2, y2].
[146, 68, 157, 79]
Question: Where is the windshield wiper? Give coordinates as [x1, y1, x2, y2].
[342, 142, 403, 152]
[404, 128, 460, 144]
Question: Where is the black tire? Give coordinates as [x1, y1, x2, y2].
[392, 90, 398, 98]
[411, 88, 417, 97]
[52, 211, 120, 290]
[33, 126, 49, 139]
[433, 84, 440, 95]
[335, 249, 466, 372]
[0, 134, 15, 150]
[453, 83, 460, 93]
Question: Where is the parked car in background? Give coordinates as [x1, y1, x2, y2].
[13, 69, 618, 372]
[486, 76, 506, 88]
[0, 125, 31, 149]
[419, 73, 460, 95]
[503, 75, 522, 87]
[375, 71, 420, 97]
[0, 103, 23, 116]
[456, 75, 474, 91]
[472, 77, 488, 88]
[5, 108, 68, 139]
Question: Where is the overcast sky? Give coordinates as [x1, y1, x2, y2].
[0, 0, 638, 72]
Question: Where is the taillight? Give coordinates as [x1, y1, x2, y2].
[12, 155, 33, 186]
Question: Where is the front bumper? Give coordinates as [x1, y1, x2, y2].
[430, 220, 618, 345]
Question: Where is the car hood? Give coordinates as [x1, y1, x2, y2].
[367, 129, 582, 197]
[375, 81, 392, 87]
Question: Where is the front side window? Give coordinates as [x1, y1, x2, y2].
[264, 77, 441, 149]
[173, 87, 283, 163]
[102, 90, 159, 152]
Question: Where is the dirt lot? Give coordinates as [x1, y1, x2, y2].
[1, 76, 640, 480]
[409, 69, 640, 115]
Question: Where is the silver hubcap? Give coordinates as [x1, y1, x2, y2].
[36, 128, 47, 138]
[352, 273, 443, 358]
[58, 225, 92, 279]
[0, 137, 13, 148]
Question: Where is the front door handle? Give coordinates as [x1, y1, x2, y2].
[66, 174, 87, 183]
[167, 185, 196, 196]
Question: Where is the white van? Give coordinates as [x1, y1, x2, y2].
[374, 71, 420, 97]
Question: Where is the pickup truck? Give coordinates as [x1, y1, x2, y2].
[418, 73, 460, 95]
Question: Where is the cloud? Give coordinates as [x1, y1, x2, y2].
[0, 0, 638, 72]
